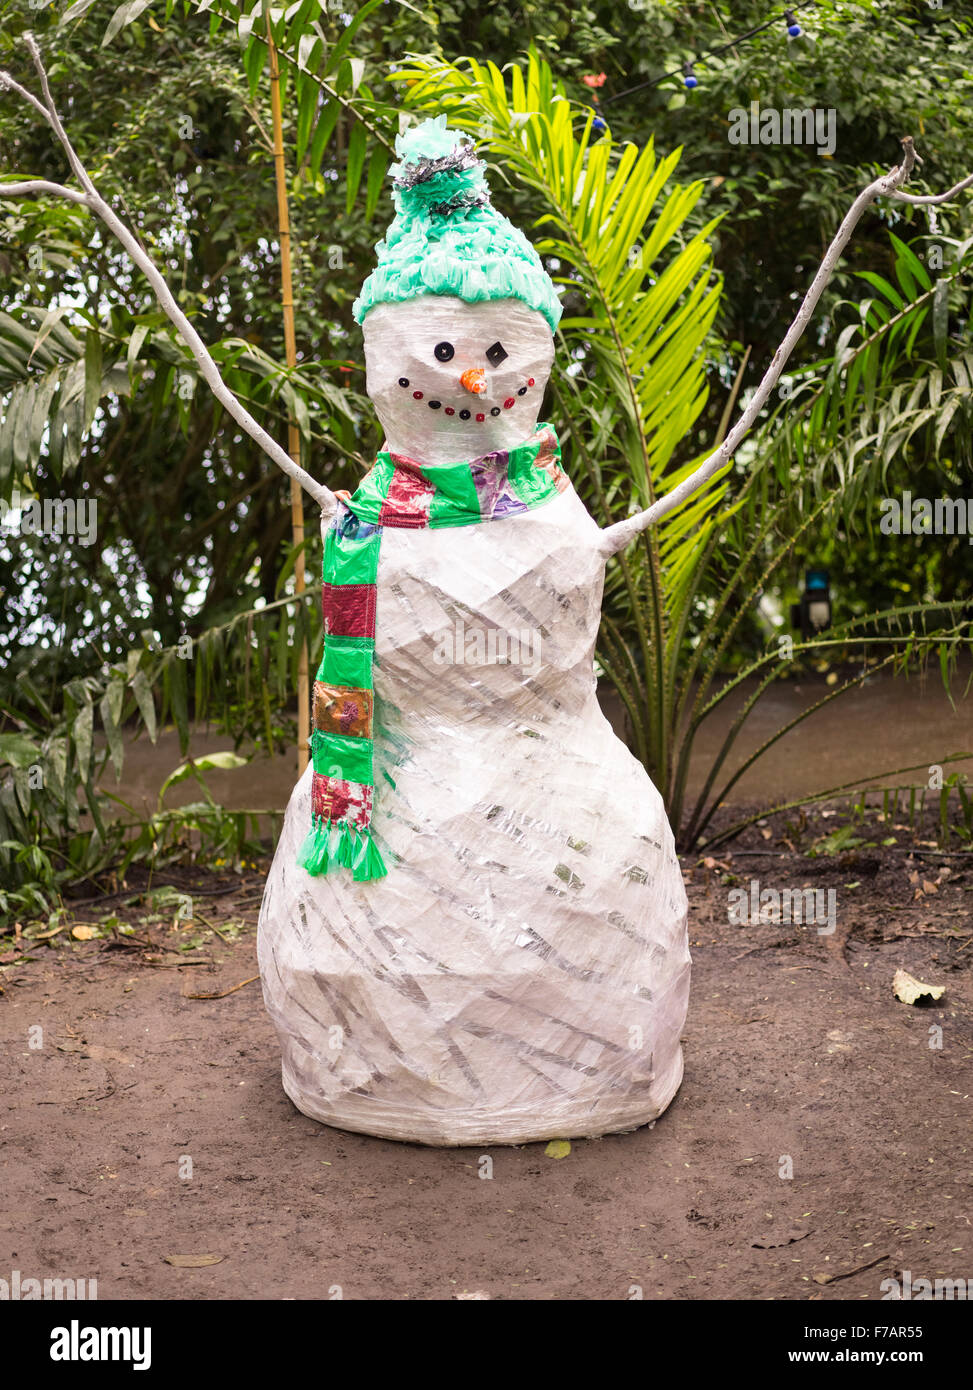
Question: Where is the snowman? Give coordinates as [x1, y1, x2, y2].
[257, 117, 690, 1146]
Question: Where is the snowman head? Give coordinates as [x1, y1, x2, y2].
[354, 117, 561, 465]
[362, 294, 553, 464]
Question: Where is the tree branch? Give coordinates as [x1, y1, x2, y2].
[0, 178, 89, 204]
[0, 34, 335, 515]
[599, 138, 973, 557]
[891, 172, 973, 205]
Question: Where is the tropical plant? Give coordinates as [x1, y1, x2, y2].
[1, 0, 408, 920]
[0, 583, 317, 915]
[659, 225, 973, 848]
[61, 0, 398, 208]
[395, 50, 973, 850]
[393, 50, 730, 798]
[1, 3, 382, 684]
[3, 14, 971, 926]
[740, 227, 973, 570]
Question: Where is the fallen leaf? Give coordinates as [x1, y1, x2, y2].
[163, 1254, 224, 1268]
[892, 968, 945, 1006]
[71, 925, 96, 941]
[922, 880, 938, 895]
[545, 1139, 571, 1159]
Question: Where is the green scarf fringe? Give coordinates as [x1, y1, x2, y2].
[298, 816, 388, 882]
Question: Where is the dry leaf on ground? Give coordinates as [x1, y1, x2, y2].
[892, 968, 945, 1006]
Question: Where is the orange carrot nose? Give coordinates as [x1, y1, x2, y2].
[460, 367, 486, 395]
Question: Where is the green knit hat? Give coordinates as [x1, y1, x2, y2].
[352, 116, 562, 332]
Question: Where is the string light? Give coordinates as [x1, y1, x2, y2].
[602, 0, 818, 105]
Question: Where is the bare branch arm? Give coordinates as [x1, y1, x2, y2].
[0, 36, 336, 515]
[890, 170, 973, 205]
[599, 140, 972, 558]
[0, 179, 89, 204]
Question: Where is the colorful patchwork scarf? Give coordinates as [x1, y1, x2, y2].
[297, 422, 568, 882]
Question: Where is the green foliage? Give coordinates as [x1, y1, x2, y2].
[1, 3, 971, 907]
[398, 48, 972, 850]
[584, 0, 973, 619]
[732, 229, 973, 625]
[2, 0, 391, 678]
[0, 588, 309, 917]
[396, 51, 732, 801]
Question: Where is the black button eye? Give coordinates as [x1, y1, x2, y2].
[485, 341, 508, 367]
[434, 342, 454, 362]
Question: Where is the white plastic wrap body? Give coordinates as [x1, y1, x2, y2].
[257, 485, 691, 1146]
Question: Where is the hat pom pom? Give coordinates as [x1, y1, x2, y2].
[392, 116, 490, 220]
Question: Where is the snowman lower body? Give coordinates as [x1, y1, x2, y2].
[258, 694, 690, 1147]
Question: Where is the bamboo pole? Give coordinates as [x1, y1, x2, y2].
[264, 5, 309, 777]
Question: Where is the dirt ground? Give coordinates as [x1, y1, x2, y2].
[2, 804, 971, 1301]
